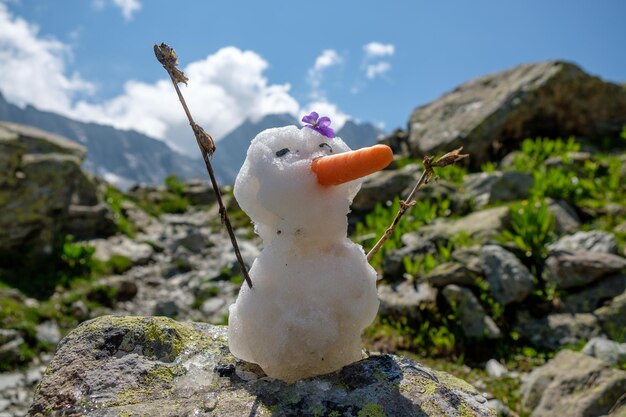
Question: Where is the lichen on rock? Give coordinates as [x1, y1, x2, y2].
[28, 316, 495, 417]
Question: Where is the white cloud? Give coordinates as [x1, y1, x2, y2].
[307, 49, 342, 99]
[71, 47, 300, 155]
[365, 62, 391, 80]
[0, 3, 95, 112]
[92, 0, 141, 21]
[0, 5, 352, 156]
[363, 42, 395, 58]
[113, 0, 141, 21]
[313, 49, 341, 71]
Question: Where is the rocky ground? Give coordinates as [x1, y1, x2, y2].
[1, 60, 626, 416]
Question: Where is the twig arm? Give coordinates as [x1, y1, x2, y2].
[366, 147, 468, 263]
[154, 43, 253, 289]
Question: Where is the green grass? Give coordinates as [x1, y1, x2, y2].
[104, 186, 137, 237]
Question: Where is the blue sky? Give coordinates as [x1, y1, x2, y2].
[1, 0, 625, 155]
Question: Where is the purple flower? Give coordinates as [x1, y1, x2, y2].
[302, 111, 334, 138]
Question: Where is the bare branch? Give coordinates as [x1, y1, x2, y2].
[366, 148, 469, 263]
[153, 43, 252, 289]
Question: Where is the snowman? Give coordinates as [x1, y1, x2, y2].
[228, 112, 393, 382]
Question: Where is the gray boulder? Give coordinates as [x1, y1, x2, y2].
[352, 163, 420, 212]
[514, 311, 601, 350]
[408, 61, 626, 166]
[422, 206, 510, 239]
[378, 281, 438, 321]
[28, 316, 495, 417]
[0, 122, 115, 253]
[89, 235, 154, 266]
[548, 230, 618, 254]
[595, 292, 626, 342]
[181, 179, 217, 206]
[547, 199, 581, 234]
[425, 262, 477, 287]
[442, 285, 502, 339]
[582, 337, 626, 367]
[562, 274, 626, 314]
[463, 171, 533, 208]
[480, 245, 535, 305]
[521, 350, 626, 417]
[545, 250, 626, 289]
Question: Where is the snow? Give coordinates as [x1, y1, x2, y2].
[228, 125, 381, 382]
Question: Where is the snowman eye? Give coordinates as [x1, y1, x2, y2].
[275, 148, 290, 157]
[319, 143, 333, 153]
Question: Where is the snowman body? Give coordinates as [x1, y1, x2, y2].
[228, 126, 379, 382]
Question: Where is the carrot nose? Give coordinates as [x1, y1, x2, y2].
[311, 144, 393, 186]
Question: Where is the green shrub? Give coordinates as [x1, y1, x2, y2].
[104, 186, 137, 237]
[159, 193, 189, 214]
[499, 199, 555, 261]
[354, 197, 450, 270]
[0, 236, 99, 299]
[165, 174, 186, 195]
[512, 137, 580, 172]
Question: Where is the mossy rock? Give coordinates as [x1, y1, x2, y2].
[28, 316, 495, 417]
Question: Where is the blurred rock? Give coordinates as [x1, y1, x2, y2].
[548, 230, 618, 254]
[561, 274, 626, 314]
[35, 321, 61, 345]
[174, 230, 209, 254]
[545, 250, 626, 289]
[425, 262, 477, 287]
[480, 245, 535, 305]
[463, 171, 533, 208]
[89, 235, 154, 266]
[547, 199, 581, 234]
[0, 122, 114, 254]
[595, 292, 626, 342]
[442, 285, 502, 339]
[422, 206, 510, 239]
[485, 359, 508, 378]
[378, 128, 410, 156]
[153, 300, 179, 317]
[182, 179, 216, 206]
[514, 311, 600, 350]
[352, 164, 419, 212]
[378, 281, 438, 321]
[521, 350, 626, 417]
[408, 61, 626, 166]
[582, 337, 626, 367]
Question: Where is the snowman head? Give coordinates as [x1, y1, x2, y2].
[234, 123, 392, 244]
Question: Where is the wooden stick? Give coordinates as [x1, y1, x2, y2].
[154, 43, 253, 289]
[366, 147, 469, 262]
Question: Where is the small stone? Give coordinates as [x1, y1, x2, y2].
[480, 245, 535, 305]
[546, 250, 626, 289]
[175, 230, 208, 254]
[485, 359, 508, 378]
[378, 281, 438, 321]
[35, 320, 61, 345]
[548, 230, 618, 254]
[153, 300, 179, 317]
[0, 372, 22, 390]
[582, 337, 626, 367]
[562, 274, 626, 314]
[442, 285, 502, 339]
[514, 311, 601, 350]
[547, 199, 581, 234]
[463, 171, 533, 208]
[0, 399, 9, 412]
[595, 292, 626, 342]
[521, 350, 626, 417]
[424, 262, 476, 287]
[201, 298, 226, 316]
